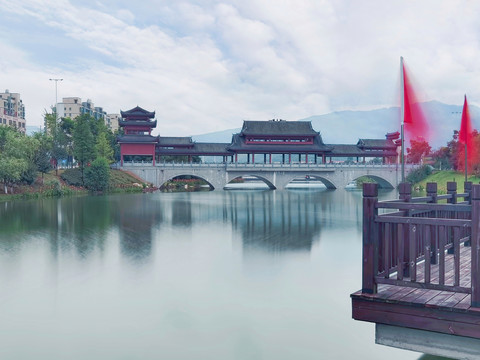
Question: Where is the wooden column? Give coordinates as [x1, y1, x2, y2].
[471, 185, 480, 307]
[306, 154, 308, 164]
[264, 154, 267, 163]
[447, 182, 457, 254]
[465, 181, 473, 247]
[289, 154, 291, 164]
[269, 154, 272, 164]
[252, 153, 255, 163]
[399, 182, 411, 277]
[447, 182, 457, 204]
[235, 154, 238, 163]
[362, 183, 378, 294]
[427, 182, 438, 264]
[282, 154, 285, 164]
[465, 181, 473, 204]
[247, 154, 250, 164]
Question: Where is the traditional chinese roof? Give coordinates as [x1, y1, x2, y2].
[120, 106, 155, 119]
[327, 144, 397, 157]
[117, 134, 159, 143]
[118, 119, 157, 128]
[158, 137, 194, 147]
[240, 120, 319, 136]
[227, 133, 332, 153]
[156, 143, 231, 156]
[357, 138, 397, 150]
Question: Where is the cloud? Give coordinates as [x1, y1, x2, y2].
[3, 0, 480, 137]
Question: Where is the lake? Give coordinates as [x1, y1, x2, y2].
[0, 189, 439, 359]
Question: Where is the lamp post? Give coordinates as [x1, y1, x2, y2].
[49, 78, 63, 122]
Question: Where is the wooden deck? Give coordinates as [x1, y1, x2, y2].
[352, 182, 480, 340]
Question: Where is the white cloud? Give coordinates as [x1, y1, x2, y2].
[3, 0, 480, 137]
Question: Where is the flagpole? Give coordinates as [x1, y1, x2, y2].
[465, 95, 468, 182]
[400, 56, 405, 183]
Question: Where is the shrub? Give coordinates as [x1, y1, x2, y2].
[406, 164, 433, 184]
[84, 157, 110, 192]
[61, 168, 84, 186]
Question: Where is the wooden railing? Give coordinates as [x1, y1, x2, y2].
[362, 181, 480, 307]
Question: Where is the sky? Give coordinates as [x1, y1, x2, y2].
[2, 0, 480, 136]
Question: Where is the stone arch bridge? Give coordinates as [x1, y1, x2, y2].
[122, 163, 417, 190]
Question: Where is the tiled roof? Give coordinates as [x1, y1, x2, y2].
[117, 134, 159, 143]
[120, 106, 155, 118]
[241, 120, 318, 136]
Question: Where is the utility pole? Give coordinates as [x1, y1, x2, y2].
[49, 78, 63, 122]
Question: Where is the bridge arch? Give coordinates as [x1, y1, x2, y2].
[158, 173, 215, 190]
[226, 174, 276, 190]
[282, 174, 337, 190]
[352, 174, 395, 189]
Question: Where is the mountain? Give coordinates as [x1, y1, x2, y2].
[192, 101, 480, 149]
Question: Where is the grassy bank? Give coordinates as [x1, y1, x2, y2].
[414, 170, 480, 194]
[0, 169, 149, 202]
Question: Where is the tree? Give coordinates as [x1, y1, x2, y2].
[95, 131, 114, 163]
[33, 132, 53, 184]
[84, 157, 110, 192]
[406, 138, 431, 164]
[44, 112, 68, 174]
[73, 114, 95, 184]
[0, 127, 29, 193]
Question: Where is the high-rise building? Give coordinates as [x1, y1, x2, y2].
[57, 97, 107, 122]
[56, 97, 119, 131]
[106, 113, 120, 132]
[0, 90, 26, 132]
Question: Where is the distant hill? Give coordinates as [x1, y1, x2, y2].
[192, 101, 480, 149]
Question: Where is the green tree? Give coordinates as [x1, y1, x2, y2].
[44, 112, 68, 174]
[0, 127, 29, 193]
[33, 132, 53, 184]
[73, 114, 95, 184]
[95, 131, 114, 163]
[84, 157, 110, 192]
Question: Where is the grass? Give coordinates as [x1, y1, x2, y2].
[415, 170, 480, 194]
[0, 168, 148, 202]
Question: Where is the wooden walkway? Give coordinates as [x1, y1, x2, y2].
[352, 182, 480, 340]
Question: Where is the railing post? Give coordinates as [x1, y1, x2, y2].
[399, 182, 411, 277]
[463, 182, 473, 247]
[465, 181, 473, 204]
[447, 182, 458, 254]
[447, 181, 457, 204]
[362, 182, 378, 294]
[427, 182, 438, 264]
[471, 185, 480, 307]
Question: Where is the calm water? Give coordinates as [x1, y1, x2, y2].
[0, 189, 435, 359]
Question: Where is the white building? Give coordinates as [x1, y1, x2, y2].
[0, 90, 26, 132]
[106, 113, 120, 132]
[57, 97, 107, 123]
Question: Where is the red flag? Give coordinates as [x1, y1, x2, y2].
[402, 62, 430, 142]
[458, 95, 475, 171]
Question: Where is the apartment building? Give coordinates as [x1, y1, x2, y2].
[57, 97, 119, 131]
[0, 89, 26, 132]
[57, 97, 106, 122]
[106, 113, 120, 132]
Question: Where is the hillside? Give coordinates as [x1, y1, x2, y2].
[192, 101, 480, 149]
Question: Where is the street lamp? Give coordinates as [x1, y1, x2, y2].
[49, 78, 63, 122]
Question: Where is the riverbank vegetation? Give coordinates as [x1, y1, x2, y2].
[0, 113, 152, 201]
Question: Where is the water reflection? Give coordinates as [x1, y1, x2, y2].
[0, 188, 397, 261]
[1, 189, 427, 360]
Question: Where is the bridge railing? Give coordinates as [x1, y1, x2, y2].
[362, 181, 480, 307]
[122, 161, 417, 170]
